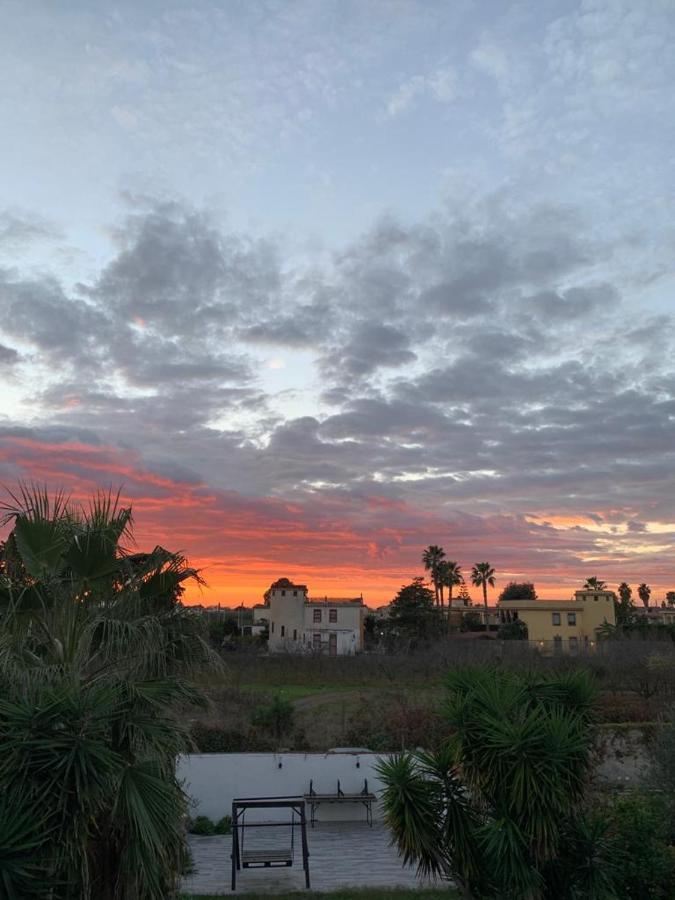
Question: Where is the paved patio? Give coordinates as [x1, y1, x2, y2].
[182, 822, 442, 895]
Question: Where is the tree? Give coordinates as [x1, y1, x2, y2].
[666, 591, 675, 607]
[618, 582, 632, 604]
[457, 582, 473, 606]
[438, 560, 463, 610]
[471, 562, 496, 622]
[583, 576, 607, 590]
[387, 577, 441, 642]
[616, 582, 634, 625]
[378, 666, 611, 899]
[251, 695, 295, 744]
[638, 582, 652, 609]
[0, 485, 217, 900]
[422, 545, 446, 607]
[498, 581, 537, 602]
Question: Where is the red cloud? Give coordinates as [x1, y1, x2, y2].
[1, 434, 674, 606]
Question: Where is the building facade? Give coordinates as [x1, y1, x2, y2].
[266, 577, 365, 655]
[499, 588, 616, 652]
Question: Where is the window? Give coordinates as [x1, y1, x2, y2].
[313, 633, 321, 649]
[293, 628, 297, 641]
[313, 608, 322, 623]
[569, 636, 579, 655]
[281, 589, 286, 596]
[593, 594, 598, 601]
[293, 590, 297, 596]
[329, 609, 337, 623]
[552, 612, 561, 626]
[280, 625, 285, 637]
[567, 612, 577, 626]
[553, 635, 563, 654]
[271, 621, 274, 633]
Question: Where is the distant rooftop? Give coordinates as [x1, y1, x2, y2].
[270, 577, 308, 592]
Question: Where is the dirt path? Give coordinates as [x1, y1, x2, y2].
[292, 689, 365, 712]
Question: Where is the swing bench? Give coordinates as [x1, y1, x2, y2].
[230, 796, 310, 891]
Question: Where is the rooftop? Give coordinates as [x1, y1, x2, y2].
[307, 596, 363, 606]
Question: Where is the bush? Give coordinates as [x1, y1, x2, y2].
[646, 706, 675, 840]
[459, 611, 484, 632]
[251, 695, 295, 742]
[189, 815, 216, 835]
[190, 723, 273, 752]
[497, 620, 528, 640]
[609, 791, 675, 899]
[214, 815, 232, 835]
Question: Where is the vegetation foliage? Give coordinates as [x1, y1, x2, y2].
[378, 666, 614, 899]
[0, 486, 218, 900]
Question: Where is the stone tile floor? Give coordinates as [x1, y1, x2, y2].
[183, 822, 441, 895]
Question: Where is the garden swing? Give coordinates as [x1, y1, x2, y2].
[230, 796, 310, 891]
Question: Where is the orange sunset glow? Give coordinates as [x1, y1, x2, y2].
[2, 434, 673, 607]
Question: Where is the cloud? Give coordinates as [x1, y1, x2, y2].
[385, 64, 457, 118]
[1, 191, 674, 602]
[0, 209, 61, 250]
[0, 343, 20, 366]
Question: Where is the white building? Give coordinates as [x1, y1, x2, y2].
[266, 577, 365, 655]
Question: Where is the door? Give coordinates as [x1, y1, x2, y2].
[328, 633, 337, 656]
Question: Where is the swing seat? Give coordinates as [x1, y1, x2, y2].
[241, 848, 294, 868]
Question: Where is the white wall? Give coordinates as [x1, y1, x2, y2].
[178, 752, 386, 823]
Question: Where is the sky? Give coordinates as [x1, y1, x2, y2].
[1, 0, 674, 606]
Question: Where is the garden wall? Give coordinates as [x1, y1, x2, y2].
[178, 751, 386, 823]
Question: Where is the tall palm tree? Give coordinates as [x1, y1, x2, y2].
[638, 582, 651, 609]
[583, 576, 607, 590]
[437, 561, 462, 625]
[471, 561, 496, 622]
[0, 485, 218, 899]
[422, 545, 445, 607]
[617, 582, 632, 604]
[440, 561, 463, 609]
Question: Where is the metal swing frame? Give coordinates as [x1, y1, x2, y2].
[230, 796, 310, 891]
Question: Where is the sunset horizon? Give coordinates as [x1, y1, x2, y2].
[2, 1, 674, 612]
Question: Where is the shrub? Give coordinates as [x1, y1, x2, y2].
[497, 620, 528, 640]
[214, 815, 232, 835]
[378, 666, 603, 898]
[251, 695, 295, 742]
[459, 611, 483, 632]
[609, 791, 675, 899]
[190, 723, 273, 752]
[188, 816, 216, 836]
[645, 706, 675, 840]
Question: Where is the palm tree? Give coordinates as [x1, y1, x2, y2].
[583, 576, 607, 590]
[638, 582, 651, 609]
[617, 582, 632, 604]
[422, 545, 446, 607]
[378, 667, 611, 898]
[440, 561, 463, 609]
[0, 485, 218, 899]
[471, 561, 496, 622]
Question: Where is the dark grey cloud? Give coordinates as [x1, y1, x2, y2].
[1, 193, 674, 541]
[321, 321, 417, 378]
[0, 343, 20, 365]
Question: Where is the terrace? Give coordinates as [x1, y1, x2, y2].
[182, 821, 439, 895]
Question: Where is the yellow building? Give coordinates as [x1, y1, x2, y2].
[499, 588, 616, 653]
